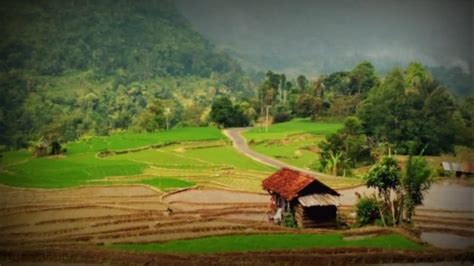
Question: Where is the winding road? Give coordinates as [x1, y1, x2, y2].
[223, 127, 474, 211]
[223, 127, 337, 179]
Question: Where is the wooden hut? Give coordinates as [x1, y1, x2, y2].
[262, 168, 340, 228]
[441, 161, 474, 177]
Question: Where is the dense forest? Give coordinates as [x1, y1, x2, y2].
[249, 62, 473, 174]
[0, 0, 254, 148]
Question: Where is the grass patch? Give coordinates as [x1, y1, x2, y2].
[113, 233, 423, 254]
[0, 152, 146, 188]
[184, 146, 273, 172]
[141, 177, 195, 191]
[244, 119, 343, 141]
[0, 127, 272, 190]
[67, 127, 225, 154]
[243, 119, 342, 170]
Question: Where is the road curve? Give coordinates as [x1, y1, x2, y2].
[223, 127, 338, 179]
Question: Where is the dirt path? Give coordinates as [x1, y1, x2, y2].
[223, 128, 337, 179]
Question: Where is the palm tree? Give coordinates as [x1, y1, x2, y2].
[327, 151, 343, 176]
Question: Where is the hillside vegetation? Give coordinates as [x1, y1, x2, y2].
[0, 0, 253, 148]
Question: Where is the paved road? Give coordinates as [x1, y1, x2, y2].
[223, 128, 474, 211]
[223, 127, 338, 179]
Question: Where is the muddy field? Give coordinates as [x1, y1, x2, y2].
[0, 184, 473, 264]
[0, 185, 286, 248]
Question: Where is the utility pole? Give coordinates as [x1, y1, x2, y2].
[265, 105, 270, 132]
[164, 107, 171, 131]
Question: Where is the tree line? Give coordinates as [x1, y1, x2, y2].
[0, 0, 256, 149]
[209, 61, 472, 176]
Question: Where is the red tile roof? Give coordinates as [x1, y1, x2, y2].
[262, 168, 339, 201]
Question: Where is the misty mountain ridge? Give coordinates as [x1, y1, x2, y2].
[176, 0, 472, 95]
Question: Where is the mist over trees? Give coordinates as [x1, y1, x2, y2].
[175, 0, 472, 96]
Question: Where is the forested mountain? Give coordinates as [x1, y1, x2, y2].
[176, 0, 472, 96]
[0, 0, 253, 148]
[0, 0, 242, 78]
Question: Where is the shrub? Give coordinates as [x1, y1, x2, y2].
[273, 112, 291, 124]
[282, 212, 297, 228]
[355, 196, 380, 227]
[436, 166, 447, 177]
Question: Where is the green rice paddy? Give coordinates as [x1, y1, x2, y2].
[0, 127, 272, 190]
[113, 233, 423, 254]
[243, 119, 343, 169]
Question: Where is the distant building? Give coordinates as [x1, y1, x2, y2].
[262, 168, 340, 228]
[441, 161, 474, 177]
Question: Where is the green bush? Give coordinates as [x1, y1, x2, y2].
[355, 196, 380, 227]
[282, 212, 297, 228]
[273, 112, 292, 123]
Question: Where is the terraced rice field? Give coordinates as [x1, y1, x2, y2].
[114, 233, 423, 253]
[243, 119, 343, 170]
[0, 186, 266, 246]
[1, 185, 472, 265]
[0, 127, 274, 192]
[1, 127, 472, 264]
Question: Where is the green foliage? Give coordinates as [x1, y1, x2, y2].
[282, 212, 297, 228]
[210, 96, 249, 128]
[113, 233, 423, 254]
[402, 156, 432, 221]
[323, 71, 350, 95]
[0, 1, 242, 78]
[348, 61, 379, 95]
[365, 157, 401, 194]
[294, 94, 322, 118]
[256, 71, 290, 110]
[296, 75, 309, 91]
[357, 63, 472, 155]
[273, 111, 292, 123]
[318, 116, 370, 175]
[363, 156, 433, 226]
[0, 1, 254, 148]
[355, 196, 380, 227]
[141, 178, 195, 191]
[363, 156, 401, 226]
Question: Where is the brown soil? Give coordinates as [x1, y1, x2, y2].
[1, 245, 472, 265]
[0, 184, 472, 264]
[163, 188, 269, 204]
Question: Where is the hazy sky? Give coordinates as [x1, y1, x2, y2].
[175, 0, 472, 75]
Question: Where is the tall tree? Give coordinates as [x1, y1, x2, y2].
[296, 75, 308, 91]
[401, 156, 432, 222]
[357, 63, 470, 155]
[210, 96, 249, 128]
[348, 61, 378, 95]
[364, 156, 401, 226]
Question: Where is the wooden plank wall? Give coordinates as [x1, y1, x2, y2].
[294, 204, 337, 228]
